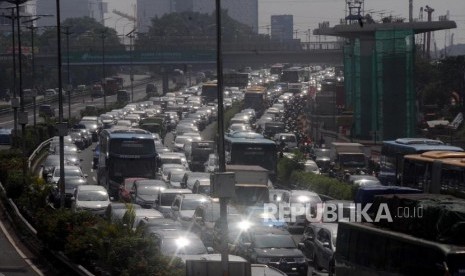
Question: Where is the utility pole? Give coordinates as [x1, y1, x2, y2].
[26, 24, 37, 126]
[215, 1, 229, 275]
[409, 0, 413, 23]
[63, 26, 73, 122]
[425, 5, 434, 59]
[55, 0, 66, 209]
[101, 30, 107, 110]
[3, 8, 18, 137]
[9, 0, 29, 187]
[126, 28, 135, 102]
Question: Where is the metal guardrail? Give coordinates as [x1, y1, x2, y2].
[28, 137, 52, 171]
[0, 181, 96, 276]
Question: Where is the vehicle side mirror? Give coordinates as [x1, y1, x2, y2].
[84, 174, 88, 178]
[207, 247, 214, 254]
[70, 196, 75, 201]
[110, 197, 114, 201]
[47, 173, 52, 178]
[322, 241, 331, 249]
[172, 206, 179, 211]
[195, 216, 203, 223]
[298, 242, 305, 249]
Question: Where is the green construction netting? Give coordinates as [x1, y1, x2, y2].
[343, 29, 415, 139]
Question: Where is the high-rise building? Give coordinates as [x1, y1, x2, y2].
[271, 15, 293, 41]
[136, 0, 173, 33]
[36, 0, 106, 28]
[137, 0, 258, 33]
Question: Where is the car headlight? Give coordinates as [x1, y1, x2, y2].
[295, 257, 306, 263]
[256, 257, 271, 263]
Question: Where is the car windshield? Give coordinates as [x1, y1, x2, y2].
[138, 185, 164, 196]
[281, 135, 296, 142]
[197, 185, 210, 195]
[314, 149, 331, 158]
[78, 190, 108, 201]
[161, 237, 207, 255]
[254, 234, 296, 249]
[290, 194, 321, 204]
[160, 193, 178, 206]
[181, 198, 207, 210]
[54, 169, 82, 178]
[170, 173, 184, 182]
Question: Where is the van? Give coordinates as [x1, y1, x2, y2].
[117, 90, 130, 103]
[146, 83, 158, 96]
[39, 104, 55, 117]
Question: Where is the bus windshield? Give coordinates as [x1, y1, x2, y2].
[110, 157, 156, 183]
[232, 144, 277, 172]
[110, 139, 156, 156]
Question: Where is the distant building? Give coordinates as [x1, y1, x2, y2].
[137, 0, 258, 33]
[0, 2, 32, 33]
[271, 15, 293, 41]
[137, 0, 173, 33]
[36, 0, 106, 28]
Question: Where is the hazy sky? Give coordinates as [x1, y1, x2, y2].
[107, 0, 465, 47]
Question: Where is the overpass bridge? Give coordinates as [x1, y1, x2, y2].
[34, 42, 343, 69]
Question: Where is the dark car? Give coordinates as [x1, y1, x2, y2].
[146, 83, 158, 96]
[117, 90, 130, 103]
[92, 144, 100, 169]
[310, 148, 331, 173]
[49, 176, 88, 208]
[237, 227, 308, 276]
[39, 104, 55, 117]
[132, 179, 167, 208]
[0, 128, 12, 145]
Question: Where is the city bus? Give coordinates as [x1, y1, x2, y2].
[379, 138, 463, 185]
[201, 81, 218, 103]
[402, 150, 465, 196]
[224, 136, 278, 181]
[335, 221, 465, 275]
[97, 128, 159, 199]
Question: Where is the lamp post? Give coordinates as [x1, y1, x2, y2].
[126, 28, 135, 102]
[63, 26, 73, 122]
[23, 15, 53, 127]
[100, 29, 107, 110]
[214, 1, 229, 275]
[6, 0, 30, 186]
[1, 7, 18, 137]
[55, 0, 67, 208]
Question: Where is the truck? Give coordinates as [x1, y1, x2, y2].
[223, 72, 249, 88]
[226, 165, 271, 206]
[189, 141, 215, 172]
[330, 142, 367, 174]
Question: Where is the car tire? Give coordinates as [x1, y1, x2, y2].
[313, 254, 322, 271]
[328, 261, 335, 276]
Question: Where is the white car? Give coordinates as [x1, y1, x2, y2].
[160, 164, 187, 183]
[47, 165, 87, 184]
[71, 185, 110, 215]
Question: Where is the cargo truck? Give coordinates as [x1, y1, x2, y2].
[330, 142, 367, 174]
[226, 165, 271, 206]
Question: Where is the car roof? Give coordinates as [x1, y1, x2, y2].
[77, 185, 106, 191]
[160, 189, 192, 194]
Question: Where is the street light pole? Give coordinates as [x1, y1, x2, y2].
[101, 30, 107, 110]
[215, 1, 229, 275]
[55, 0, 66, 208]
[63, 26, 73, 122]
[11, 0, 29, 186]
[26, 24, 36, 126]
[126, 28, 135, 102]
[1, 7, 19, 137]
